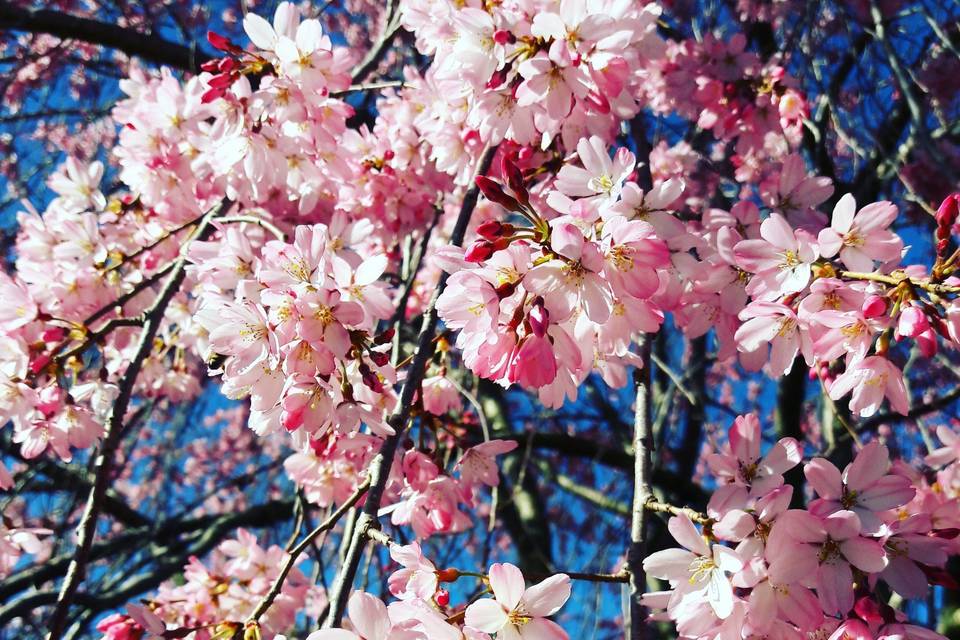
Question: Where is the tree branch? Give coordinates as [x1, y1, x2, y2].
[322, 145, 497, 629]
[627, 337, 654, 640]
[46, 199, 230, 640]
[0, 2, 212, 73]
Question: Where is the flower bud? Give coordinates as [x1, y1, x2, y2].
[476, 220, 514, 240]
[917, 327, 938, 358]
[861, 295, 887, 318]
[436, 568, 460, 582]
[897, 305, 929, 339]
[373, 327, 395, 345]
[369, 351, 390, 367]
[501, 155, 528, 204]
[528, 300, 550, 338]
[936, 193, 960, 230]
[360, 363, 384, 393]
[435, 589, 450, 607]
[465, 240, 495, 263]
[475, 176, 521, 211]
[207, 31, 240, 54]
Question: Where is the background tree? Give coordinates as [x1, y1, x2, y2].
[1, 1, 959, 639]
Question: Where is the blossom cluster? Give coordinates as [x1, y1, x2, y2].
[642, 414, 960, 639]
[95, 529, 315, 640]
[307, 548, 571, 640]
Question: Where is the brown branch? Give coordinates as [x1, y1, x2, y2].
[247, 479, 370, 625]
[627, 337, 654, 640]
[45, 199, 230, 640]
[322, 145, 497, 630]
[349, 0, 401, 82]
[0, 2, 212, 73]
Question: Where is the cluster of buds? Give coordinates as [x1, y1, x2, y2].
[201, 31, 272, 103]
[467, 153, 548, 264]
[936, 193, 960, 257]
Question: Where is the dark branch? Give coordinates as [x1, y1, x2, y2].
[0, 2, 212, 73]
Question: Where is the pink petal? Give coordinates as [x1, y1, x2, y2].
[839, 536, 887, 573]
[522, 574, 571, 617]
[668, 514, 710, 556]
[804, 458, 843, 500]
[465, 599, 508, 634]
[489, 563, 525, 610]
[844, 441, 890, 492]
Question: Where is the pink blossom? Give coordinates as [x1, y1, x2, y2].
[643, 514, 744, 619]
[464, 563, 571, 640]
[734, 212, 817, 298]
[735, 301, 811, 375]
[926, 426, 960, 467]
[828, 356, 909, 417]
[818, 194, 902, 272]
[767, 510, 887, 616]
[805, 441, 916, 534]
[388, 543, 438, 601]
[705, 414, 802, 514]
[457, 439, 518, 487]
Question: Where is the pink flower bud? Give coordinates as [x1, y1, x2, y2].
[528, 300, 550, 338]
[500, 155, 528, 204]
[936, 193, 960, 230]
[207, 31, 240, 54]
[917, 327, 938, 357]
[41, 327, 65, 343]
[464, 240, 495, 263]
[897, 305, 929, 338]
[861, 295, 887, 318]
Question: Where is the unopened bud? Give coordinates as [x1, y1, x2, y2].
[936, 193, 960, 230]
[917, 328, 938, 358]
[476, 220, 514, 240]
[207, 31, 239, 54]
[861, 295, 887, 318]
[435, 589, 451, 607]
[475, 176, 521, 211]
[501, 155, 528, 205]
[369, 351, 390, 367]
[436, 568, 460, 582]
[897, 305, 929, 339]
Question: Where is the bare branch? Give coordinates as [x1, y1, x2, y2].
[0, 2, 212, 72]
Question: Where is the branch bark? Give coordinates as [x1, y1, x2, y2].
[0, 2, 212, 72]
[46, 199, 230, 640]
[322, 146, 497, 629]
[626, 336, 654, 640]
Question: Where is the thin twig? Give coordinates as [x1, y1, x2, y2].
[247, 478, 370, 624]
[322, 145, 497, 630]
[45, 199, 231, 640]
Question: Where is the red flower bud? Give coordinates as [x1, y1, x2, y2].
[359, 363, 384, 393]
[861, 295, 887, 318]
[936, 193, 960, 230]
[29, 353, 51, 375]
[436, 568, 460, 582]
[476, 220, 514, 240]
[207, 31, 239, 53]
[465, 240, 496, 263]
[435, 590, 450, 607]
[475, 176, 520, 211]
[373, 328, 395, 345]
[200, 59, 222, 73]
[369, 351, 390, 367]
[501, 155, 528, 204]
[41, 327, 65, 343]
